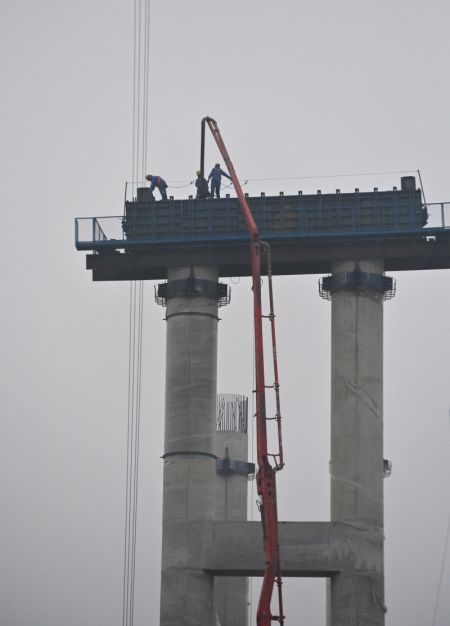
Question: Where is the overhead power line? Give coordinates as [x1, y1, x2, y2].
[430, 410, 450, 626]
[123, 281, 144, 626]
[123, 2, 151, 626]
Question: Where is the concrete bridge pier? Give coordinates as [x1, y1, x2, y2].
[214, 394, 253, 626]
[159, 257, 392, 626]
[160, 265, 222, 626]
[326, 258, 389, 626]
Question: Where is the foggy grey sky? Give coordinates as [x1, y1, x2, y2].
[1, 1, 450, 624]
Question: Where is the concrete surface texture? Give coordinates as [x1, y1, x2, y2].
[214, 427, 250, 626]
[328, 258, 386, 626]
[159, 261, 388, 626]
[160, 265, 220, 626]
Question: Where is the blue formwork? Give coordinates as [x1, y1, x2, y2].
[122, 183, 426, 245]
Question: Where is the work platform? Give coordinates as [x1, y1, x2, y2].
[75, 178, 450, 280]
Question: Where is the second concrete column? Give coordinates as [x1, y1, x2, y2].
[328, 258, 386, 626]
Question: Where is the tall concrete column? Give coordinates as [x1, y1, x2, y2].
[214, 394, 252, 626]
[325, 258, 389, 626]
[160, 266, 221, 626]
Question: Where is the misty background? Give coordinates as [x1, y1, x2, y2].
[1, 1, 450, 624]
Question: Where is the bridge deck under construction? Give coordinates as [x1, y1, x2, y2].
[75, 182, 450, 280]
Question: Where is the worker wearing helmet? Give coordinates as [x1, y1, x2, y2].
[145, 174, 168, 200]
[208, 163, 231, 198]
[195, 170, 210, 199]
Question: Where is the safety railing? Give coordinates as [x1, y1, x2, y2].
[423, 201, 450, 228]
[75, 216, 125, 248]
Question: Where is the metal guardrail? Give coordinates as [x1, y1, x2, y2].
[75, 216, 125, 247]
[93, 218, 107, 242]
[424, 202, 450, 228]
[75, 200, 450, 250]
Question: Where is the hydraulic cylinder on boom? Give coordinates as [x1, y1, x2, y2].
[202, 116, 285, 625]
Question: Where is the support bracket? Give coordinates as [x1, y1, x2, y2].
[216, 457, 255, 476]
[319, 269, 396, 300]
[155, 276, 230, 307]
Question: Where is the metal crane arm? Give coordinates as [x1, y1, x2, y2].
[202, 116, 285, 626]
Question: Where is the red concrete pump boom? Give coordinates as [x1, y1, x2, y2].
[202, 117, 285, 625]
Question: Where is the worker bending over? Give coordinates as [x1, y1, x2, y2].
[195, 170, 210, 199]
[208, 163, 231, 198]
[145, 174, 168, 200]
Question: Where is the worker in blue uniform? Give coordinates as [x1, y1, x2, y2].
[195, 170, 210, 199]
[145, 174, 168, 200]
[208, 163, 231, 198]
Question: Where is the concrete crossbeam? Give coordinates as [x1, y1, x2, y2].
[85, 230, 450, 280]
[162, 520, 383, 578]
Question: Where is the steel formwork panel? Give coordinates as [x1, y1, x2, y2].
[120, 188, 425, 245]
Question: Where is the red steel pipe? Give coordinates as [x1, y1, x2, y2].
[203, 117, 284, 625]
